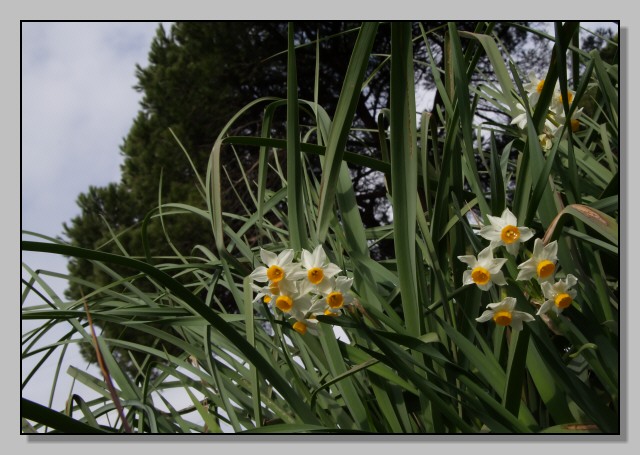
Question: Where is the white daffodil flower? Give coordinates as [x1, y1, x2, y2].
[568, 107, 584, 133]
[523, 71, 546, 107]
[286, 282, 320, 335]
[251, 277, 296, 305]
[290, 316, 320, 336]
[554, 106, 584, 136]
[309, 276, 355, 313]
[537, 274, 578, 316]
[246, 245, 352, 337]
[292, 245, 342, 293]
[510, 103, 529, 130]
[272, 278, 313, 315]
[290, 295, 342, 337]
[516, 238, 559, 282]
[477, 208, 534, 255]
[476, 297, 535, 332]
[538, 131, 554, 151]
[458, 246, 508, 291]
[550, 86, 576, 117]
[538, 119, 559, 151]
[248, 248, 299, 284]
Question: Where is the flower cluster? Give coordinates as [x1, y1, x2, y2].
[511, 71, 584, 151]
[248, 245, 354, 336]
[458, 208, 579, 331]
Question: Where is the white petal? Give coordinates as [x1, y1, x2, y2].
[279, 277, 298, 294]
[510, 113, 526, 127]
[505, 242, 520, 256]
[489, 240, 503, 251]
[531, 238, 545, 257]
[336, 276, 354, 292]
[503, 297, 517, 311]
[536, 300, 553, 316]
[544, 119, 559, 135]
[260, 248, 278, 266]
[485, 301, 504, 310]
[457, 255, 478, 266]
[517, 116, 528, 129]
[518, 227, 535, 242]
[475, 310, 495, 323]
[287, 269, 308, 281]
[301, 248, 313, 269]
[289, 307, 305, 320]
[540, 281, 555, 300]
[486, 214, 506, 229]
[323, 263, 342, 279]
[295, 295, 314, 313]
[501, 208, 518, 226]
[510, 318, 524, 332]
[517, 256, 536, 270]
[478, 281, 493, 291]
[462, 270, 474, 286]
[516, 266, 536, 281]
[487, 258, 508, 273]
[477, 246, 494, 263]
[277, 249, 295, 266]
[515, 311, 535, 323]
[491, 271, 507, 286]
[478, 226, 501, 241]
[545, 241, 558, 259]
[283, 262, 302, 276]
[565, 274, 578, 288]
[316, 278, 333, 295]
[249, 266, 268, 282]
[296, 279, 315, 296]
[312, 245, 327, 266]
[308, 299, 327, 314]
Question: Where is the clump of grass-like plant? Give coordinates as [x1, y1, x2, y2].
[22, 21, 618, 434]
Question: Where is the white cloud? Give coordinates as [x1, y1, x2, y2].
[22, 22, 165, 239]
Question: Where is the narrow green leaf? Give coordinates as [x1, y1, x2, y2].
[286, 22, 307, 251]
[22, 398, 111, 434]
[390, 22, 420, 336]
[502, 326, 530, 417]
[525, 340, 574, 424]
[317, 324, 370, 431]
[316, 22, 379, 241]
[458, 30, 517, 112]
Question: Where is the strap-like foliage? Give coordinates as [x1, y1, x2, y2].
[22, 21, 619, 434]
